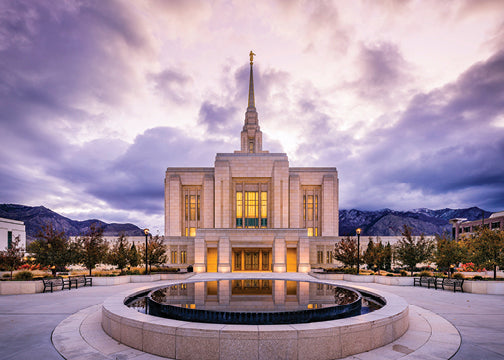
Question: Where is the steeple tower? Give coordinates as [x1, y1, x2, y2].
[239, 51, 266, 153]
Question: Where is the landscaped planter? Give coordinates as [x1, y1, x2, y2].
[90, 275, 131, 286]
[374, 276, 413, 286]
[130, 274, 162, 282]
[463, 280, 504, 295]
[344, 274, 375, 283]
[0, 280, 44, 295]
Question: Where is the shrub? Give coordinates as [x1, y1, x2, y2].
[150, 266, 179, 273]
[472, 275, 483, 280]
[14, 271, 33, 281]
[386, 273, 395, 277]
[399, 270, 408, 277]
[125, 269, 141, 275]
[2, 273, 11, 279]
[452, 272, 464, 279]
[419, 270, 433, 277]
[187, 265, 193, 273]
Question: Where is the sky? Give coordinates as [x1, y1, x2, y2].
[1, 0, 504, 235]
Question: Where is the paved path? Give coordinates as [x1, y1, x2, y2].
[1, 274, 503, 359]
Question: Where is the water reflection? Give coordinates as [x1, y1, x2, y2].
[127, 280, 383, 324]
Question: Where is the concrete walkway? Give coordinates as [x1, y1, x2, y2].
[0, 273, 503, 359]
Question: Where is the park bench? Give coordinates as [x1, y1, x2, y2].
[41, 277, 71, 293]
[68, 275, 93, 289]
[436, 277, 464, 292]
[413, 276, 437, 289]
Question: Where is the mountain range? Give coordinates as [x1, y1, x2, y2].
[0, 204, 143, 241]
[0, 203, 493, 241]
[339, 207, 492, 236]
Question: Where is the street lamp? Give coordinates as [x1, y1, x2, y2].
[144, 228, 150, 275]
[356, 228, 362, 275]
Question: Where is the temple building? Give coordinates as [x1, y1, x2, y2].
[164, 52, 339, 273]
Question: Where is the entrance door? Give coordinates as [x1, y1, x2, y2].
[286, 248, 297, 272]
[207, 248, 218, 272]
[232, 249, 271, 271]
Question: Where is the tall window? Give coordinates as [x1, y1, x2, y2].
[183, 187, 201, 236]
[303, 188, 321, 236]
[171, 249, 178, 264]
[180, 249, 187, 264]
[235, 182, 268, 228]
[248, 140, 254, 153]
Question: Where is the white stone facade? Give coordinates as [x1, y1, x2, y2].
[0, 217, 26, 251]
[164, 55, 339, 273]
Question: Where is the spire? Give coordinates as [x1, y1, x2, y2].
[248, 51, 256, 109]
[237, 50, 267, 154]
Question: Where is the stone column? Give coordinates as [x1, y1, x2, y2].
[193, 236, 206, 273]
[273, 237, 286, 272]
[217, 236, 231, 273]
[203, 174, 215, 228]
[168, 175, 181, 236]
[289, 174, 300, 228]
[322, 174, 335, 236]
[297, 234, 311, 273]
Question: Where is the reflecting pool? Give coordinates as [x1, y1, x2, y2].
[126, 279, 384, 325]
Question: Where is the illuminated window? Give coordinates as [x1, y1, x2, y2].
[171, 250, 178, 264]
[183, 188, 201, 236]
[307, 195, 313, 221]
[249, 140, 254, 153]
[189, 227, 196, 237]
[235, 183, 268, 229]
[303, 188, 321, 236]
[326, 251, 332, 264]
[180, 250, 187, 264]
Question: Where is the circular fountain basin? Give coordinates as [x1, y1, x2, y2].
[102, 277, 409, 360]
[128, 279, 369, 325]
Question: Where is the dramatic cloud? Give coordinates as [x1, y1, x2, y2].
[1, 0, 503, 232]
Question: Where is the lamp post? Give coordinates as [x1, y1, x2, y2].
[144, 228, 149, 275]
[356, 228, 362, 275]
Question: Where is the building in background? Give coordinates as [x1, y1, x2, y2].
[450, 211, 504, 239]
[0, 217, 26, 251]
[164, 53, 339, 273]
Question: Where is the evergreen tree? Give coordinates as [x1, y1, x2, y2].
[384, 242, 392, 271]
[394, 225, 434, 276]
[28, 223, 74, 276]
[0, 235, 25, 280]
[363, 239, 376, 270]
[128, 242, 140, 268]
[77, 223, 108, 276]
[108, 233, 130, 272]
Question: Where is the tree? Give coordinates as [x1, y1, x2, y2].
[433, 232, 468, 276]
[28, 223, 75, 276]
[128, 242, 141, 268]
[139, 235, 167, 271]
[363, 239, 376, 270]
[108, 233, 130, 272]
[0, 235, 24, 279]
[466, 227, 504, 280]
[77, 223, 108, 276]
[333, 236, 359, 269]
[383, 242, 392, 271]
[394, 225, 434, 276]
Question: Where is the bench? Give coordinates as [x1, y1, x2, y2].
[68, 275, 92, 289]
[437, 277, 464, 292]
[413, 276, 437, 289]
[41, 277, 71, 293]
